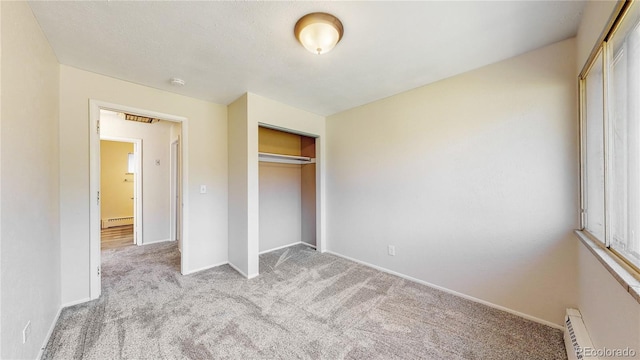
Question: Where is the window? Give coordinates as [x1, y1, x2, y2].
[581, 2, 640, 270]
[583, 50, 605, 240]
[127, 153, 135, 174]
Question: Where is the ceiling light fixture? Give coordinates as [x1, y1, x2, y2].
[294, 12, 343, 55]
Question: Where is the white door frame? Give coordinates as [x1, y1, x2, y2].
[170, 138, 180, 245]
[89, 100, 189, 300]
[100, 136, 143, 246]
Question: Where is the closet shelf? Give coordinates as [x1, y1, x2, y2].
[258, 152, 316, 165]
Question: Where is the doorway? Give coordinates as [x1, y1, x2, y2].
[89, 100, 189, 300]
[99, 137, 142, 249]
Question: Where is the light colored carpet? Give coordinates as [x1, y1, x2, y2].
[43, 242, 566, 359]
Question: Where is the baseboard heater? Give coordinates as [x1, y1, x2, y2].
[564, 308, 597, 359]
[101, 216, 134, 229]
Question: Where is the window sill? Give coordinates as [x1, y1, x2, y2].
[574, 230, 640, 305]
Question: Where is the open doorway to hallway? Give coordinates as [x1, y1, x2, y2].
[90, 102, 186, 300]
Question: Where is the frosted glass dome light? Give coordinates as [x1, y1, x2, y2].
[294, 13, 344, 55]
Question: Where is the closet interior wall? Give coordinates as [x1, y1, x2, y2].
[258, 126, 316, 253]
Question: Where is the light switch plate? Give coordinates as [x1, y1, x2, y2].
[200, 185, 207, 194]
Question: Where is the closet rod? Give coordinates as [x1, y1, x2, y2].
[258, 152, 315, 164]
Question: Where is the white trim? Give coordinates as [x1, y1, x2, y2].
[36, 306, 63, 360]
[257, 123, 318, 139]
[259, 241, 304, 254]
[325, 250, 564, 330]
[38, 296, 94, 359]
[228, 261, 249, 278]
[89, 100, 190, 301]
[142, 238, 172, 245]
[170, 139, 179, 243]
[89, 102, 101, 299]
[258, 241, 317, 255]
[228, 261, 259, 279]
[99, 135, 143, 246]
[182, 261, 228, 275]
[300, 242, 316, 249]
[61, 297, 91, 308]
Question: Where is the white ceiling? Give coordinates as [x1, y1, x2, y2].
[28, 1, 586, 116]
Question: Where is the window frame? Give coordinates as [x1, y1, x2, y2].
[578, 0, 640, 276]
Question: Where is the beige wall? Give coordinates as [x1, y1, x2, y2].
[578, 245, 640, 356]
[0, 2, 60, 358]
[227, 94, 253, 276]
[59, 65, 228, 304]
[100, 140, 134, 220]
[326, 38, 579, 326]
[575, 0, 640, 353]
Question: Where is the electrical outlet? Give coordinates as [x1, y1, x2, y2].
[388, 245, 396, 256]
[23, 321, 31, 344]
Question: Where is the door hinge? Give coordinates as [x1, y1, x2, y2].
[96, 120, 100, 135]
[97, 266, 100, 276]
[97, 191, 100, 205]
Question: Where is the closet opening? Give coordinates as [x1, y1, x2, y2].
[258, 126, 317, 254]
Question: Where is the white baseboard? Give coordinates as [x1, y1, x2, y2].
[37, 305, 63, 360]
[228, 261, 249, 278]
[300, 242, 317, 249]
[61, 297, 91, 308]
[227, 261, 258, 279]
[325, 250, 564, 330]
[142, 238, 172, 245]
[259, 241, 317, 255]
[259, 241, 301, 254]
[37, 296, 93, 359]
[182, 261, 228, 275]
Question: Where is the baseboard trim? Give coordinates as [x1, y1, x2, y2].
[37, 305, 63, 360]
[228, 261, 249, 278]
[300, 242, 317, 249]
[325, 250, 564, 330]
[142, 238, 172, 245]
[182, 261, 228, 275]
[61, 297, 91, 308]
[38, 296, 92, 359]
[259, 241, 318, 255]
[259, 241, 301, 254]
